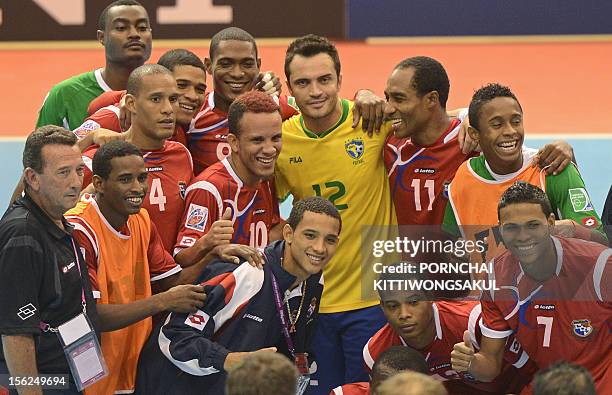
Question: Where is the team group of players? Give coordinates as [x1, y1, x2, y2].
[20, 0, 611, 394]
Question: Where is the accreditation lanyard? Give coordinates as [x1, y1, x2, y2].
[271, 272, 296, 356]
[39, 238, 87, 333]
[271, 271, 310, 395]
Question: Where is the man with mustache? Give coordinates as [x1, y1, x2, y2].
[36, 0, 152, 130]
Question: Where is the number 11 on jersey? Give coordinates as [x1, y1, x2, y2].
[411, 178, 434, 211]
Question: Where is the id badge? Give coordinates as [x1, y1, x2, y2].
[296, 374, 310, 395]
[294, 353, 310, 395]
[294, 353, 309, 375]
[56, 313, 108, 391]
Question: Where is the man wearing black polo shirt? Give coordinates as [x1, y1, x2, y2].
[0, 126, 98, 394]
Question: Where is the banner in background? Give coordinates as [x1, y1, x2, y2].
[347, 0, 612, 39]
[0, 0, 346, 41]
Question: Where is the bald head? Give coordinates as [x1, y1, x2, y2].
[127, 64, 173, 96]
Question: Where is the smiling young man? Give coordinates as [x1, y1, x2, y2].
[134, 196, 342, 395]
[74, 48, 207, 147]
[80, 64, 195, 252]
[364, 266, 535, 395]
[185, 27, 293, 174]
[174, 91, 282, 267]
[444, 83, 606, 264]
[451, 181, 612, 394]
[66, 140, 221, 395]
[275, 34, 399, 394]
[36, 0, 152, 130]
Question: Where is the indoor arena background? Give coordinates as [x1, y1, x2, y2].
[0, 0, 610, 214]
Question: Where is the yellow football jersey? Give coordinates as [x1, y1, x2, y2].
[275, 99, 397, 313]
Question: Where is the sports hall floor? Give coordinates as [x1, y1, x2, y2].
[1, 37, 611, 214]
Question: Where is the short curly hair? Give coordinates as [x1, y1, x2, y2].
[226, 353, 298, 395]
[286, 196, 342, 234]
[227, 91, 281, 136]
[92, 140, 142, 180]
[469, 83, 522, 130]
[498, 181, 553, 221]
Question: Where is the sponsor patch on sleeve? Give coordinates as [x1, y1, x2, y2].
[179, 236, 197, 247]
[569, 188, 594, 212]
[185, 309, 209, 331]
[581, 216, 598, 228]
[73, 119, 101, 139]
[185, 203, 208, 232]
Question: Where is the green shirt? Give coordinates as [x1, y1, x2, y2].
[36, 69, 110, 130]
[443, 153, 606, 239]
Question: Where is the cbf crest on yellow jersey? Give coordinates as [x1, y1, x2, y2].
[275, 99, 398, 313]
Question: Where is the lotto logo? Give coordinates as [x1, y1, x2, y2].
[185, 310, 209, 331]
[180, 236, 197, 247]
[17, 303, 37, 320]
[581, 216, 598, 228]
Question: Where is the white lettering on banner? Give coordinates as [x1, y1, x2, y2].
[158, 0, 233, 24]
[32, 0, 85, 25]
[29, 0, 232, 26]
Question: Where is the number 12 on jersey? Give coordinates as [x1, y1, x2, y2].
[312, 181, 348, 210]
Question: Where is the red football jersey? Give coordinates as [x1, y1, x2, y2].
[175, 157, 281, 255]
[330, 382, 370, 395]
[385, 118, 476, 226]
[186, 92, 298, 175]
[364, 301, 535, 394]
[481, 236, 612, 394]
[87, 89, 124, 115]
[81, 140, 193, 252]
[75, 91, 188, 146]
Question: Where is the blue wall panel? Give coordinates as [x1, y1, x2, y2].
[348, 1, 612, 38]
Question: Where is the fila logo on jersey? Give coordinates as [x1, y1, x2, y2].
[185, 203, 208, 232]
[289, 156, 303, 164]
[345, 138, 364, 163]
[581, 216, 598, 228]
[572, 319, 593, 338]
[568, 188, 594, 212]
[185, 309, 209, 331]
